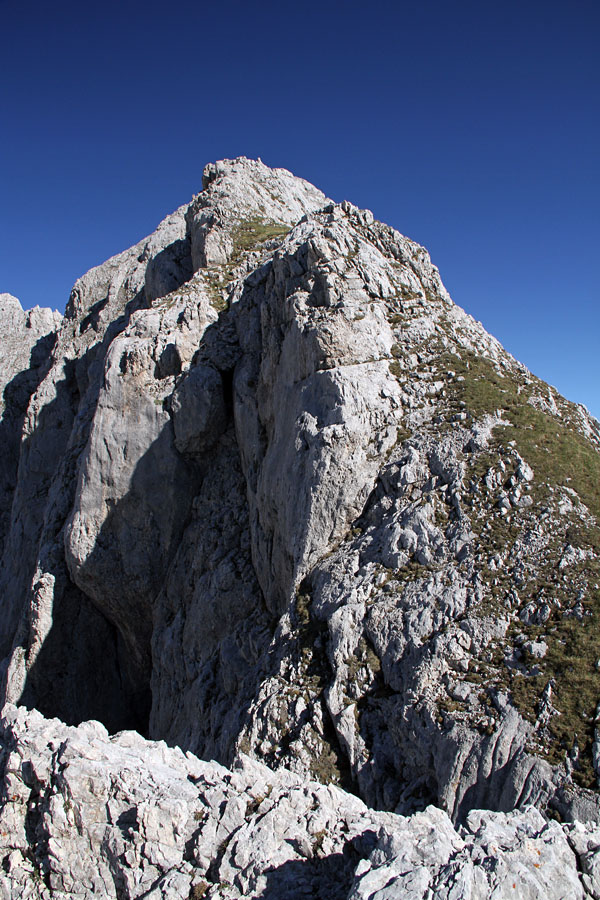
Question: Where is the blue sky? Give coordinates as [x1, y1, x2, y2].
[2, 0, 599, 417]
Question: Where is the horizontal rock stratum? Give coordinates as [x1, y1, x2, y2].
[1, 157, 600, 897]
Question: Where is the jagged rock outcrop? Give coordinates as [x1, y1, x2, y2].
[0, 705, 596, 899]
[2, 156, 600, 895]
[0, 295, 62, 562]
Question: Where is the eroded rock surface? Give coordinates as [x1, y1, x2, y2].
[0, 706, 596, 900]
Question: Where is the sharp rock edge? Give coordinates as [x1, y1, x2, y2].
[1, 156, 600, 898]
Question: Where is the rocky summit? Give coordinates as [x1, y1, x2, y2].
[1, 157, 600, 898]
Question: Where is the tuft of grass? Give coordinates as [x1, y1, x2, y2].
[395, 425, 412, 444]
[346, 637, 381, 680]
[309, 746, 343, 785]
[231, 217, 290, 254]
[203, 275, 228, 312]
[312, 828, 327, 854]
[202, 217, 290, 312]
[295, 590, 312, 628]
[440, 350, 600, 522]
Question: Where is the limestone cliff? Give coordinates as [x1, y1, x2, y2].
[1, 157, 600, 897]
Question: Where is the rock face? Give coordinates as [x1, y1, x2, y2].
[0, 295, 62, 564]
[2, 157, 600, 895]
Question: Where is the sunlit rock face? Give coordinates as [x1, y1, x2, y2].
[0, 704, 593, 900]
[1, 157, 600, 897]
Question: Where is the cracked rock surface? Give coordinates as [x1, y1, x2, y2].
[0, 705, 596, 900]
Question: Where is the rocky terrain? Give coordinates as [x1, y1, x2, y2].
[1, 704, 597, 899]
[1, 157, 600, 897]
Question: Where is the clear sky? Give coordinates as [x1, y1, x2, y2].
[2, 0, 599, 417]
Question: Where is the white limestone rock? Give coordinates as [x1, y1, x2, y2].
[0, 706, 595, 900]
[349, 806, 585, 900]
[187, 156, 327, 269]
[0, 199, 201, 731]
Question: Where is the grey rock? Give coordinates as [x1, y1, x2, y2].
[349, 806, 585, 900]
[171, 363, 227, 455]
[0, 705, 595, 900]
[525, 640, 548, 659]
[0, 295, 61, 560]
[0, 199, 201, 730]
[187, 156, 327, 269]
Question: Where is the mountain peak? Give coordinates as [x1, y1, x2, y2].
[1, 159, 600, 895]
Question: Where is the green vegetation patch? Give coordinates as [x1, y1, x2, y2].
[508, 550, 600, 788]
[441, 350, 600, 522]
[425, 348, 600, 787]
[202, 275, 228, 312]
[231, 217, 290, 255]
[295, 587, 330, 694]
[462, 519, 600, 787]
[384, 337, 600, 787]
[345, 636, 382, 680]
[395, 425, 413, 444]
[203, 216, 290, 312]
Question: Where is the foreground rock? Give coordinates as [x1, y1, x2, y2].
[0, 705, 596, 899]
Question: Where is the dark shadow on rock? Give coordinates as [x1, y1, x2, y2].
[354, 660, 438, 815]
[0, 288, 148, 658]
[0, 370, 75, 663]
[63, 420, 199, 718]
[2, 288, 162, 731]
[18, 423, 186, 737]
[145, 238, 193, 303]
[20, 580, 150, 735]
[12, 286, 217, 735]
[116, 807, 139, 840]
[79, 294, 110, 334]
[2, 221, 202, 729]
[452, 745, 523, 825]
[256, 846, 365, 900]
[0, 329, 58, 559]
